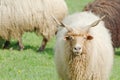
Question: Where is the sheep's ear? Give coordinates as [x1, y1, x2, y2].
[87, 35, 93, 40]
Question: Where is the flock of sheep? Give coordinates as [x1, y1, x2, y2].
[1, 0, 120, 80]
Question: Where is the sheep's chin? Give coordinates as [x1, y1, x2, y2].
[73, 52, 82, 56]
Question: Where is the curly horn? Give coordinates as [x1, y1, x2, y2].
[52, 15, 73, 32]
[84, 15, 106, 32]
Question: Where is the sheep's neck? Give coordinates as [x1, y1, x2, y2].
[68, 52, 89, 80]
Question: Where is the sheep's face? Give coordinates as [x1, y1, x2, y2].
[64, 31, 93, 56]
[52, 14, 104, 55]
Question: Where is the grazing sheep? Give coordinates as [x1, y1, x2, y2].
[84, 0, 120, 48]
[54, 12, 114, 80]
[0, 0, 68, 51]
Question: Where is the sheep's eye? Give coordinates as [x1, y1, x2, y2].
[65, 36, 74, 41]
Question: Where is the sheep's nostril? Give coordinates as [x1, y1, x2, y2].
[74, 47, 81, 51]
[74, 47, 77, 50]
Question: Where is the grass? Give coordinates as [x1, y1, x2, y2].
[66, 0, 93, 13]
[0, 0, 120, 80]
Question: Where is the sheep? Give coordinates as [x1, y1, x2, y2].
[54, 12, 114, 80]
[0, 0, 68, 51]
[83, 0, 120, 48]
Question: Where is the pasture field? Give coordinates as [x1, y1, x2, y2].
[0, 0, 120, 80]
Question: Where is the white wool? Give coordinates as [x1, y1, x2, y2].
[0, 0, 68, 41]
[55, 11, 114, 80]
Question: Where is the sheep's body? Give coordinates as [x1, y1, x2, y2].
[55, 12, 114, 80]
[0, 0, 67, 50]
[84, 0, 120, 48]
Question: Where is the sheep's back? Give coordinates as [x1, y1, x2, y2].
[0, 0, 68, 40]
[84, 0, 120, 48]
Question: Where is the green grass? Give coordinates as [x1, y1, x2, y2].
[66, 0, 93, 13]
[0, 0, 120, 80]
[0, 33, 57, 80]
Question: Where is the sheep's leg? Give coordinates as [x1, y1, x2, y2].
[38, 38, 48, 52]
[17, 38, 24, 51]
[2, 40, 10, 49]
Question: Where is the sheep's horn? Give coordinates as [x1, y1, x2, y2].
[84, 15, 106, 32]
[52, 15, 73, 32]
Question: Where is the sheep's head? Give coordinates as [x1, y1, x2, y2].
[53, 15, 105, 56]
[64, 30, 93, 56]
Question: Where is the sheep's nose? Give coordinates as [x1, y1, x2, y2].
[73, 45, 82, 52]
[74, 47, 81, 51]
[73, 46, 82, 55]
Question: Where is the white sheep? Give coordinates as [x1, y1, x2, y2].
[54, 11, 114, 80]
[0, 0, 67, 51]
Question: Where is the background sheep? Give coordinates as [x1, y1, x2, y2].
[0, 0, 68, 51]
[54, 12, 114, 80]
[83, 0, 120, 48]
